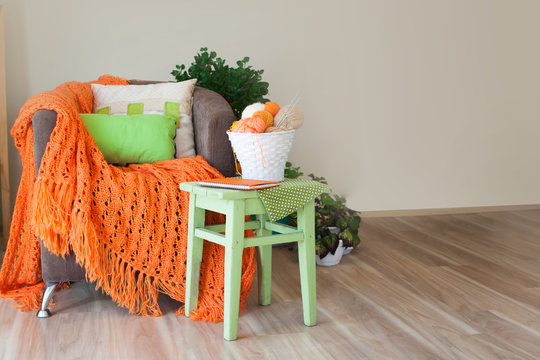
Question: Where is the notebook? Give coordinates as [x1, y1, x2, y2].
[198, 178, 280, 190]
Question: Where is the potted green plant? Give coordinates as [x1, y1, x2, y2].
[285, 163, 361, 266]
[311, 188, 361, 265]
[171, 47, 269, 119]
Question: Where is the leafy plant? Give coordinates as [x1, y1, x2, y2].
[284, 161, 304, 179]
[313, 192, 362, 257]
[285, 162, 362, 259]
[316, 228, 340, 259]
[171, 47, 269, 119]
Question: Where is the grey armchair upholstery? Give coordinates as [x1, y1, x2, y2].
[33, 82, 236, 317]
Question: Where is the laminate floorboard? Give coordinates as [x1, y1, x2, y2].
[1, 210, 540, 359]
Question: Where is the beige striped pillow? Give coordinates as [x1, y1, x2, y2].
[91, 79, 197, 158]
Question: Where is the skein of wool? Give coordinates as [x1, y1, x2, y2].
[230, 120, 239, 131]
[274, 105, 304, 130]
[252, 110, 274, 128]
[264, 102, 280, 116]
[232, 117, 266, 133]
[241, 103, 265, 119]
[264, 126, 286, 133]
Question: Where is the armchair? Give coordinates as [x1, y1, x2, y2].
[33, 81, 237, 317]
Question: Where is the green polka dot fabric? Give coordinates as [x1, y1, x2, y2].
[257, 179, 328, 222]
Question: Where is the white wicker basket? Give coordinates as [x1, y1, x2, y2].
[227, 130, 296, 181]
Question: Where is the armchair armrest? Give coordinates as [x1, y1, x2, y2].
[192, 87, 236, 177]
[32, 109, 86, 282]
[32, 109, 57, 180]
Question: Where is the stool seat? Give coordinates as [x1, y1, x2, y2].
[180, 182, 317, 341]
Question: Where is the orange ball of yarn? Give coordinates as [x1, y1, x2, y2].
[232, 117, 266, 133]
[252, 110, 274, 128]
[264, 102, 280, 116]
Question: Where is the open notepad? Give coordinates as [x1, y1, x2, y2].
[198, 178, 280, 190]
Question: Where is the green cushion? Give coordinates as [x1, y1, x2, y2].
[80, 113, 177, 165]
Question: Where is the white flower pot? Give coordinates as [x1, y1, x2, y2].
[316, 240, 345, 266]
[326, 227, 354, 255]
[328, 226, 340, 234]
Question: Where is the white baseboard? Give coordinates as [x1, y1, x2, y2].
[360, 204, 540, 218]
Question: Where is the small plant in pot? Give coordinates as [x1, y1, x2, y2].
[311, 191, 361, 265]
[285, 163, 361, 266]
[317, 191, 361, 249]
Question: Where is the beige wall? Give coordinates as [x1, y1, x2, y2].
[2, 0, 540, 212]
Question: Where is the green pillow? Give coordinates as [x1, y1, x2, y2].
[80, 113, 177, 165]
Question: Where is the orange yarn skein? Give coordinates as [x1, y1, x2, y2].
[264, 102, 280, 116]
[252, 110, 274, 128]
[232, 117, 266, 133]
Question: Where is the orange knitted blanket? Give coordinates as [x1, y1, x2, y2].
[0, 75, 256, 320]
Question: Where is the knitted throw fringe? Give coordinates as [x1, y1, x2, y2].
[0, 75, 256, 320]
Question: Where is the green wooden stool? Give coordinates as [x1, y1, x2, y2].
[180, 182, 317, 341]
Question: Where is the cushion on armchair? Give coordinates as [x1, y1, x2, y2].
[80, 113, 176, 165]
[91, 79, 197, 158]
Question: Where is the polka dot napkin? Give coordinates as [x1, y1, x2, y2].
[257, 179, 328, 221]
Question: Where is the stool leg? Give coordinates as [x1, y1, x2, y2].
[297, 200, 317, 326]
[257, 245, 272, 306]
[256, 214, 272, 306]
[185, 193, 205, 318]
[223, 200, 246, 341]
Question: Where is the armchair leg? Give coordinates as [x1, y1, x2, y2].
[36, 282, 60, 318]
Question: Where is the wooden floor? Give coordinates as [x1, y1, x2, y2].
[1, 210, 540, 359]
